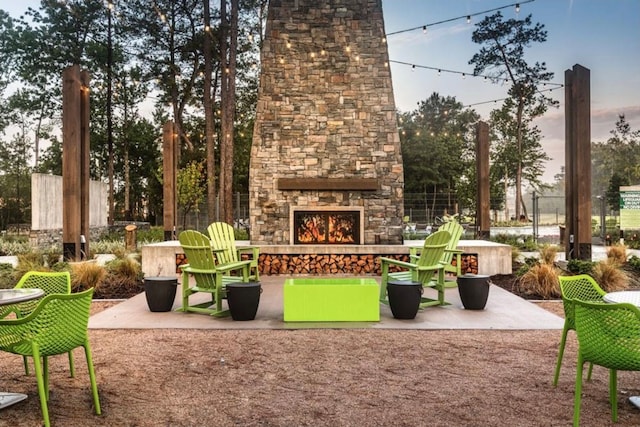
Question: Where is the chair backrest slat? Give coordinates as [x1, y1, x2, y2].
[207, 222, 239, 264]
[438, 221, 463, 264]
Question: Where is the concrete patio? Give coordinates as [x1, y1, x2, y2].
[89, 275, 563, 330]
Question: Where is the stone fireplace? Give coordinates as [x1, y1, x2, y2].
[249, 0, 404, 245]
[292, 207, 363, 245]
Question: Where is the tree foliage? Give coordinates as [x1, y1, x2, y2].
[470, 12, 557, 220]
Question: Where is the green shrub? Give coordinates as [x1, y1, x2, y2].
[0, 263, 16, 289]
[628, 255, 640, 272]
[566, 258, 595, 275]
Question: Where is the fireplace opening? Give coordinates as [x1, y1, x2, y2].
[294, 210, 361, 244]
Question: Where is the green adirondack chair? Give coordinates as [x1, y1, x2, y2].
[207, 222, 260, 281]
[0, 271, 75, 377]
[178, 230, 251, 317]
[380, 229, 451, 308]
[410, 220, 464, 288]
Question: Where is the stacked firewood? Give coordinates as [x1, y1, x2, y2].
[175, 253, 479, 276]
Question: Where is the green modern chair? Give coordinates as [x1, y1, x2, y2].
[572, 299, 640, 426]
[553, 275, 605, 387]
[0, 271, 75, 377]
[207, 221, 260, 281]
[0, 288, 101, 427]
[380, 229, 451, 308]
[178, 230, 251, 317]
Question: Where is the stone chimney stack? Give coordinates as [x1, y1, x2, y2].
[249, 0, 404, 245]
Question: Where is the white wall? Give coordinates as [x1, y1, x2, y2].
[31, 173, 108, 230]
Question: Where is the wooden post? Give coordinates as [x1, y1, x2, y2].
[62, 65, 90, 261]
[163, 121, 177, 240]
[125, 224, 137, 251]
[565, 64, 591, 260]
[476, 121, 491, 239]
[80, 70, 90, 260]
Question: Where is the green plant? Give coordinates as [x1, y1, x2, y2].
[106, 257, 143, 282]
[606, 244, 627, 266]
[628, 255, 640, 272]
[567, 259, 595, 275]
[70, 262, 107, 292]
[0, 263, 16, 289]
[591, 259, 629, 292]
[516, 263, 561, 299]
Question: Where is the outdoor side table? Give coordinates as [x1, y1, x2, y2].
[0, 288, 45, 410]
[603, 290, 640, 410]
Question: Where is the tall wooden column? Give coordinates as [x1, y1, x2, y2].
[476, 121, 491, 239]
[62, 65, 90, 261]
[565, 64, 591, 260]
[163, 121, 178, 241]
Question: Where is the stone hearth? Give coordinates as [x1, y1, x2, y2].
[249, 0, 403, 245]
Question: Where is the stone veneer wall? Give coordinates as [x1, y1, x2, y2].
[249, 0, 404, 245]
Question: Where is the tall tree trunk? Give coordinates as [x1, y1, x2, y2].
[203, 0, 217, 223]
[220, 0, 238, 225]
[515, 98, 524, 220]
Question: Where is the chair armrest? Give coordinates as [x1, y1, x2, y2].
[237, 246, 259, 259]
[216, 260, 253, 273]
[380, 256, 417, 270]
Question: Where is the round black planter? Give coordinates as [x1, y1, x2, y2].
[387, 280, 423, 319]
[226, 282, 262, 320]
[457, 274, 490, 310]
[144, 277, 178, 312]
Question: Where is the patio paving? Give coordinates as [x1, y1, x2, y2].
[89, 275, 563, 330]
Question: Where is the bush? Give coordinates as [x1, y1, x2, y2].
[517, 263, 561, 299]
[70, 261, 107, 292]
[592, 259, 629, 292]
[567, 259, 595, 275]
[606, 244, 627, 266]
[628, 255, 640, 272]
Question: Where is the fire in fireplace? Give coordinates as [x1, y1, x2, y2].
[294, 210, 361, 244]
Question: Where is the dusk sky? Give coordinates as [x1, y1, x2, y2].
[383, 0, 640, 182]
[4, 0, 640, 183]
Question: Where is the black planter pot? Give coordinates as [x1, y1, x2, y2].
[144, 277, 178, 312]
[387, 280, 423, 319]
[226, 282, 262, 320]
[457, 274, 491, 310]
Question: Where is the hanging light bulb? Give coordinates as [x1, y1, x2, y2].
[462, 73, 466, 79]
[437, 69, 441, 76]
[515, 3, 520, 13]
[286, 41, 291, 49]
[412, 64, 416, 71]
[422, 25, 427, 34]
[466, 15, 471, 24]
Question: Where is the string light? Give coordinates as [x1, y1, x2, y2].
[385, 0, 534, 37]
[389, 60, 564, 88]
[422, 25, 427, 34]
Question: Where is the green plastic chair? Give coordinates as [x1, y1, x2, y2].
[572, 299, 640, 426]
[553, 275, 605, 387]
[0, 271, 75, 377]
[380, 229, 451, 308]
[0, 288, 101, 427]
[411, 221, 464, 288]
[207, 221, 260, 281]
[178, 230, 251, 317]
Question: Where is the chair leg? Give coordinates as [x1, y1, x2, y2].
[68, 351, 75, 378]
[84, 342, 102, 415]
[609, 369, 618, 422]
[32, 348, 51, 427]
[553, 324, 569, 386]
[573, 357, 584, 427]
[379, 263, 389, 303]
[23, 355, 30, 375]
